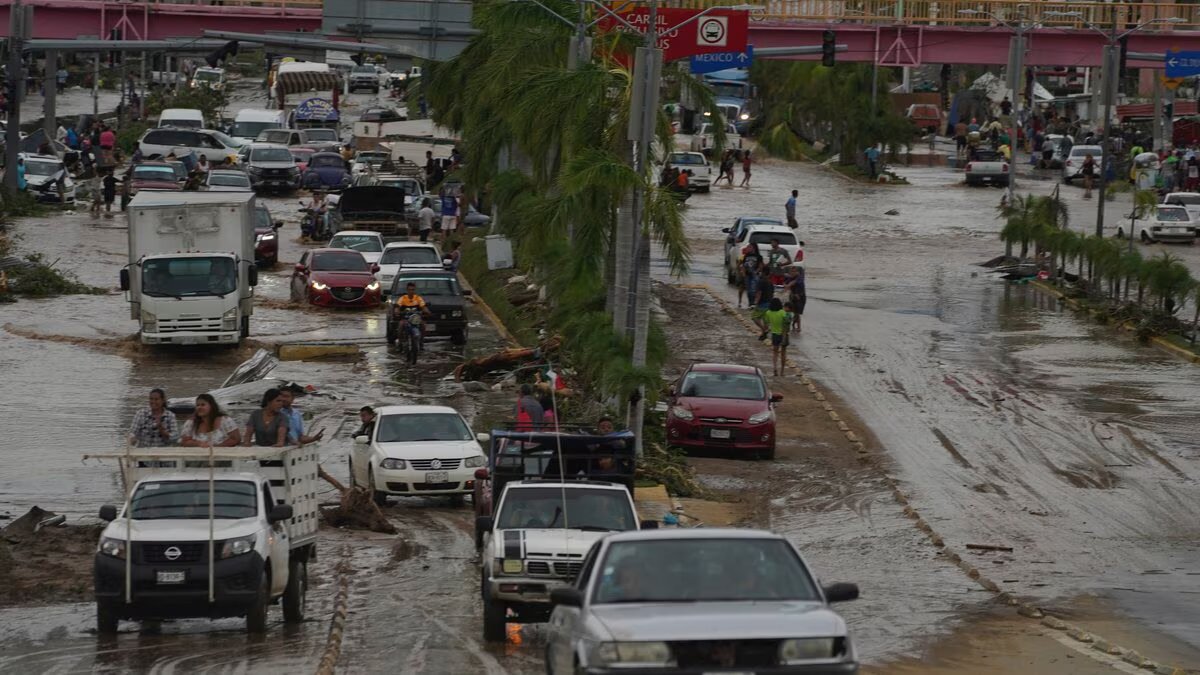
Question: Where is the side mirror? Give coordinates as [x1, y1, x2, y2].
[720, 227, 730, 233]
[463, 289, 473, 297]
[354, 435, 369, 444]
[99, 505, 118, 521]
[640, 519, 659, 529]
[475, 516, 493, 532]
[268, 504, 294, 523]
[248, 265, 258, 287]
[294, 263, 306, 273]
[549, 587, 583, 607]
[370, 263, 380, 273]
[769, 393, 783, 403]
[823, 582, 860, 604]
[474, 467, 489, 480]
[476, 432, 490, 443]
[273, 221, 282, 229]
[119, 268, 130, 291]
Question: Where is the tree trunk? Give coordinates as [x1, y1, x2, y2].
[628, 229, 652, 458]
[612, 150, 636, 333]
[1191, 300, 1199, 345]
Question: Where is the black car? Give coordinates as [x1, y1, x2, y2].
[387, 269, 470, 345]
[360, 107, 404, 123]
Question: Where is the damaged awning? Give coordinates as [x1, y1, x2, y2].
[277, 70, 342, 96]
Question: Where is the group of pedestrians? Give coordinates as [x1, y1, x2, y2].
[713, 149, 753, 187]
[127, 387, 329, 449]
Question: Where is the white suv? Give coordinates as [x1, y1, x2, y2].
[478, 480, 642, 642]
[350, 405, 488, 505]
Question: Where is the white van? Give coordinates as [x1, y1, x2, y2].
[138, 128, 244, 162]
[231, 109, 287, 142]
[158, 108, 206, 130]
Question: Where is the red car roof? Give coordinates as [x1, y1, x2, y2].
[689, 363, 759, 375]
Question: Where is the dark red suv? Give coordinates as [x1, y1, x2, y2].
[665, 363, 781, 460]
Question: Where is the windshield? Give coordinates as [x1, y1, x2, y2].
[304, 128, 338, 142]
[195, 70, 221, 82]
[668, 153, 706, 166]
[209, 173, 250, 187]
[130, 480, 257, 520]
[498, 487, 636, 531]
[593, 539, 818, 604]
[310, 155, 344, 168]
[312, 251, 369, 271]
[357, 152, 388, 163]
[251, 147, 293, 162]
[24, 160, 61, 176]
[330, 234, 382, 252]
[748, 232, 798, 246]
[379, 178, 420, 193]
[162, 117, 202, 129]
[679, 371, 765, 400]
[381, 247, 441, 267]
[133, 166, 176, 181]
[1157, 208, 1191, 222]
[291, 149, 315, 161]
[709, 82, 748, 98]
[142, 256, 237, 297]
[376, 412, 472, 442]
[1167, 194, 1200, 206]
[231, 121, 279, 139]
[255, 206, 272, 229]
[210, 130, 241, 148]
[352, 65, 376, 74]
[1070, 147, 1101, 157]
[395, 275, 459, 296]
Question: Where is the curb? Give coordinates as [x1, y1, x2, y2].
[315, 546, 353, 675]
[1029, 280, 1200, 365]
[673, 281, 1187, 674]
[278, 343, 362, 361]
[457, 268, 522, 348]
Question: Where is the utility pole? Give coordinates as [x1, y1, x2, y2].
[4, 0, 26, 193]
[1095, 18, 1118, 238]
[42, 49, 57, 142]
[92, 52, 100, 117]
[1007, 29, 1024, 204]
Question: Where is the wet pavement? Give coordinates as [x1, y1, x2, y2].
[663, 143, 1200, 666]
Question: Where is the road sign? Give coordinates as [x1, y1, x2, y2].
[690, 45, 753, 75]
[1165, 50, 1200, 78]
[1161, 75, 1185, 91]
[598, 6, 749, 62]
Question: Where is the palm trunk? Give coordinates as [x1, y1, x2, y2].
[612, 185, 636, 332]
[628, 229, 652, 458]
[1137, 282, 1145, 306]
[1191, 299, 1199, 345]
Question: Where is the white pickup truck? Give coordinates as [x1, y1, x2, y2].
[964, 149, 1010, 186]
[477, 480, 647, 642]
[91, 445, 319, 634]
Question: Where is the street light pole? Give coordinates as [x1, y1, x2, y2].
[4, 0, 26, 193]
[959, 7, 1026, 204]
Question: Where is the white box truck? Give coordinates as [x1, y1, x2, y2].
[90, 445, 320, 634]
[120, 192, 258, 345]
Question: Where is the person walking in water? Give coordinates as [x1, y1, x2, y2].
[739, 150, 753, 187]
[785, 189, 798, 229]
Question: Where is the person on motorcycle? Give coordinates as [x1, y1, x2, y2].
[302, 193, 327, 240]
[394, 282, 432, 337]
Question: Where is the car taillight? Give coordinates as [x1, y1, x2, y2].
[1002, 164, 1009, 172]
[964, 163, 972, 172]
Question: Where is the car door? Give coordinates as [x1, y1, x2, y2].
[350, 422, 374, 487]
[292, 252, 309, 300]
[548, 540, 602, 673]
[262, 483, 290, 595]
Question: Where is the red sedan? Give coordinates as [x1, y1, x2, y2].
[290, 248, 382, 308]
[665, 363, 781, 459]
[128, 162, 183, 195]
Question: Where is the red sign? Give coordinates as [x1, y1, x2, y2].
[598, 6, 749, 63]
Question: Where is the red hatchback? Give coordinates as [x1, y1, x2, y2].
[665, 363, 781, 459]
[290, 248, 382, 307]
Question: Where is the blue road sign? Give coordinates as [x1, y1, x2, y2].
[690, 45, 753, 75]
[1165, 50, 1200, 78]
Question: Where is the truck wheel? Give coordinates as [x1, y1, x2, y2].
[240, 316, 250, 340]
[282, 559, 307, 623]
[1141, 231, 1152, 244]
[246, 571, 270, 634]
[482, 578, 508, 642]
[450, 329, 466, 346]
[369, 468, 387, 507]
[96, 600, 119, 635]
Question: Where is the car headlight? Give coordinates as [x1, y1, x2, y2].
[451, 309, 463, 317]
[748, 410, 773, 424]
[380, 458, 407, 470]
[287, 166, 299, 176]
[703, 111, 712, 116]
[670, 406, 694, 421]
[366, 281, 380, 291]
[220, 534, 256, 559]
[140, 309, 157, 332]
[592, 642, 673, 667]
[256, 232, 276, 243]
[740, 112, 750, 120]
[500, 558, 523, 574]
[310, 281, 328, 291]
[222, 307, 238, 331]
[779, 637, 837, 663]
[464, 455, 486, 468]
[99, 537, 126, 559]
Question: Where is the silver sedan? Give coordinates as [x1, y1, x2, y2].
[545, 528, 860, 674]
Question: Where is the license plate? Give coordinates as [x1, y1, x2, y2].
[424, 323, 436, 332]
[710, 429, 731, 439]
[425, 471, 449, 483]
[157, 570, 186, 584]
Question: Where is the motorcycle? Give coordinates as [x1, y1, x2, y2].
[395, 308, 424, 364]
[298, 202, 330, 241]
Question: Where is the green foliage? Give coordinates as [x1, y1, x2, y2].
[116, 122, 150, 155]
[0, 254, 107, 301]
[756, 122, 805, 161]
[637, 442, 709, 498]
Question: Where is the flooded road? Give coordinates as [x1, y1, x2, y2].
[665, 150, 1200, 666]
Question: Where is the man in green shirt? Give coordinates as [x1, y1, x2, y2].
[762, 298, 794, 376]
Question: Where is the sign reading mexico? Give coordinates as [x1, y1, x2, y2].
[599, 5, 749, 62]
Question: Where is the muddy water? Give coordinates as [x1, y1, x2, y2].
[667, 152, 1200, 662]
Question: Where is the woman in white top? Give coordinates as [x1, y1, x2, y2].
[180, 393, 242, 447]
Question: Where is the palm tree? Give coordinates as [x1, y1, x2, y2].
[1117, 190, 1160, 250]
[1144, 252, 1192, 314]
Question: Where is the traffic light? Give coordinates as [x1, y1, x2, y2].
[205, 40, 240, 68]
[821, 30, 836, 67]
[350, 53, 364, 66]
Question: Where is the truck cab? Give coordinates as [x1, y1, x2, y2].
[92, 445, 319, 634]
[476, 479, 645, 642]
